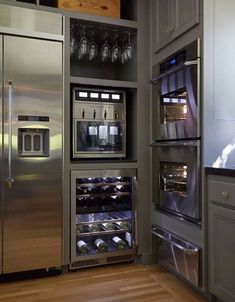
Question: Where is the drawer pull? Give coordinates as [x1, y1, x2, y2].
[222, 191, 230, 199]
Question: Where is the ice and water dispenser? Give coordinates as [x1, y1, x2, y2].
[18, 115, 50, 157]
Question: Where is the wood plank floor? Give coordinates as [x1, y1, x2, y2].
[0, 264, 207, 302]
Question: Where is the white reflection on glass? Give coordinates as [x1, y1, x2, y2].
[213, 140, 235, 168]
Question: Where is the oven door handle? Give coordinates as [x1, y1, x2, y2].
[152, 228, 199, 255]
[151, 59, 199, 84]
[151, 141, 198, 147]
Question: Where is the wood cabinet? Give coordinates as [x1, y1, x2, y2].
[152, 0, 200, 52]
[208, 176, 235, 302]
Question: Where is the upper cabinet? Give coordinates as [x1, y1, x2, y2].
[152, 0, 200, 52]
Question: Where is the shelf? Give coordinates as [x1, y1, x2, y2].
[76, 191, 131, 198]
[70, 161, 138, 170]
[70, 77, 138, 89]
[76, 228, 131, 237]
[5, 1, 138, 28]
[77, 181, 131, 187]
[76, 237, 132, 257]
[76, 212, 131, 224]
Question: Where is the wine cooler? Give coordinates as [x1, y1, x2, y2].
[70, 169, 137, 269]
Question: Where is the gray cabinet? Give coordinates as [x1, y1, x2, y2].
[208, 176, 235, 302]
[152, 0, 200, 52]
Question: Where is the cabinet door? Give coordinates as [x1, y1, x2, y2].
[173, 0, 200, 39]
[209, 204, 235, 302]
[152, 0, 174, 52]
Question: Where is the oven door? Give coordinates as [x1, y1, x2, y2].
[73, 120, 126, 158]
[152, 60, 200, 141]
[152, 141, 200, 222]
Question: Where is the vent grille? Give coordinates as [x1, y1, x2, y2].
[70, 259, 100, 269]
[107, 254, 133, 263]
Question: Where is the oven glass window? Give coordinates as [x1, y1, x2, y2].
[160, 88, 188, 124]
[160, 162, 187, 197]
[76, 121, 123, 152]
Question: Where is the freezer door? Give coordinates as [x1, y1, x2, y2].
[3, 36, 63, 273]
[0, 35, 2, 274]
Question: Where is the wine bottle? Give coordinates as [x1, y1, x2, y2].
[88, 224, 100, 232]
[76, 225, 86, 235]
[77, 240, 89, 255]
[95, 238, 108, 252]
[102, 222, 115, 231]
[112, 236, 126, 250]
[116, 221, 129, 230]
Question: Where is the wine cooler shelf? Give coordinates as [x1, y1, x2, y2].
[76, 219, 130, 236]
[71, 169, 136, 269]
[77, 234, 132, 256]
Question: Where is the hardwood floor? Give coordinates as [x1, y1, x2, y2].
[0, 264, 207, 302]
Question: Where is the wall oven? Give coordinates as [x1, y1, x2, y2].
[152, 39, 200, 141]
[151, 40, 201, 223]
[152, 140, 200, 222]
[72, 87, 126, 159]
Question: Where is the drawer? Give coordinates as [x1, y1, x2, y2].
[208, 179, 235, 207]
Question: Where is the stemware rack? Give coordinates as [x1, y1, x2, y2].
[70, 19, 137, 65]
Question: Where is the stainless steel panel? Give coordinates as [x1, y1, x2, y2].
[0, 35, 2, 274]
[152, 226, 201, 287]
[152, 39, 200, 141]
[152, 141, 201, 221]
[3, 35, 63, 273]
[0, 4, 63, 39]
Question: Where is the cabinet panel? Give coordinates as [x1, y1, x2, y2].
[152, 0, 173, 52]
[213, 0, 235, 120]
[174, 0, 200, 39]
[208, 179, 235, 207]
[152, 0, 200, 52]
[209, 204, 235, 301]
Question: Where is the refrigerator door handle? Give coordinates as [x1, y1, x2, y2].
[7, 80, 14, 186]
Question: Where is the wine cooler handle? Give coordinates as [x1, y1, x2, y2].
[133, 176, 139, 254]
[7, 80, 14, 187]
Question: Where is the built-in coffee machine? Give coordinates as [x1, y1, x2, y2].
[72, 87, 126, 159]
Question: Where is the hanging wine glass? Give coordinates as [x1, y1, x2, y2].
[121, 35, 129, 64]
[126, 32, 133, 61]
[78, 25, 89, 60]
[101, 32, 111, 62]
[111, 31, 121, 63]
[88, 30, 98, 61]
[70, 23, 77, 57]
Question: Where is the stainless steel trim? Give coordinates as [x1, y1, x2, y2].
[151, 141, 198, 147]
[151, 59, 199, 84]
[0, 4, 63, 40]
[7, 80, 14, 186]
[0, 34, 2, 274]
[152, 227, 199, 255]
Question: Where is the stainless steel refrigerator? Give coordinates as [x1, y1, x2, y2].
[0, 5, 63, 274]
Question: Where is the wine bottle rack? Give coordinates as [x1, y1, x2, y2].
[70, 169, 137, 269]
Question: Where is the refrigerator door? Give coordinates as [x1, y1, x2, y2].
[3, 35, 63, 273]
[0, 35, 2, 274]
